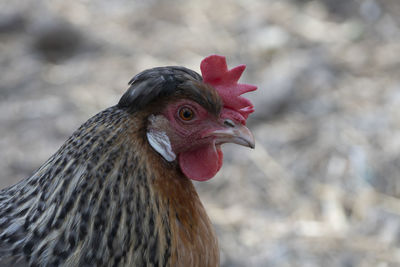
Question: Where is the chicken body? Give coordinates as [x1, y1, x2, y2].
[0, 57, 255, 267]
[1, 105, 217, 266]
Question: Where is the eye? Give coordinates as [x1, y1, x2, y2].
[178, 107, 195, 121]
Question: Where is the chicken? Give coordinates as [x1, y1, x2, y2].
[0, 55, 257, 267]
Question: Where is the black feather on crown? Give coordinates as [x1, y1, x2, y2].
[118, 66, 202, 112]
[118, 66, 222, 115]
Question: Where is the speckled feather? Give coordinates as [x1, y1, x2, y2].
[0, 67, 220, 267]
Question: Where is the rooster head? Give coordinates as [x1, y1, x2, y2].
[119, 55, 257, 181]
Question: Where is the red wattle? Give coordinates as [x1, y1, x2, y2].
[179, 144, 223, 181]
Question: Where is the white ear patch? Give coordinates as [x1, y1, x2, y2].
[146, 115, 176, 162]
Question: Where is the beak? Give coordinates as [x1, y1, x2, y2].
[207, 119, 255, 149]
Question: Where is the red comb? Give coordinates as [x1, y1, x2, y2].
[200, 55, 257, 124]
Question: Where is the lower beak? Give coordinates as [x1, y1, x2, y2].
[209, 123, 255, 149]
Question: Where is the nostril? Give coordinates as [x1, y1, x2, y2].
[224, 119, 235, 128]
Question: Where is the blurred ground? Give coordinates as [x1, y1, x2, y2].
[1, 0, 400, 266]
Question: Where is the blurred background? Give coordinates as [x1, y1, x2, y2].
[1, 0, 400, 266]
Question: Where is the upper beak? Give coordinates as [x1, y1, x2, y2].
[207, 119, 255, 149]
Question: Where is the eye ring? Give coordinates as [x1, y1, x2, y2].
[178, 107, 195, 121]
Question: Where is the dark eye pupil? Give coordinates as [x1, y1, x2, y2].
[179, 108, 194, 121]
